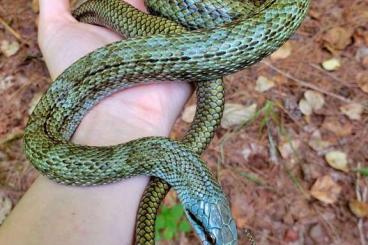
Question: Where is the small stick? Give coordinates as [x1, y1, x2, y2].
[0, 16, 22, 41]
[262, 61, 352, 103]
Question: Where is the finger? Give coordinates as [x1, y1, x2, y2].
[39, 0, 72, 21]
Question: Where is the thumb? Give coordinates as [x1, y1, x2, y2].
[39, 0, 73, 21]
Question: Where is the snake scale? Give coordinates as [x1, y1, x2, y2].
[24, 0, 310, 244]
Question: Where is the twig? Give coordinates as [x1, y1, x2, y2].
[309, 63, 352, 88]
[261, 61, 352, 103]
[0, 15, 22, 41]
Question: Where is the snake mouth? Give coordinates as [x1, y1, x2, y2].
[187, 209, 216, 245]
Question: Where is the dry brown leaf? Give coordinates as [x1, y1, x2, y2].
[299, 99, 312, 116]
[325, 151, 349, 172]
[323, 26, 353, 51]
[304, 90, 325, 111]
[0, 75, 15, 91]
[322, 117, 353, 137]
[310, 175, 342, 204]
[32, 0, 39, 13]
[308, 130, 331, 152]
[357, 72, 368, 94]
[28, 92, 43, 115]
[340, 103, 364, 120]
[0, 40, 20, 57]
[181, 105, 196, 123]
[255, 76, 275, 92]
[349, 199, 368, 218]
[278, 140, 300, 159]
[299, 90, 325, 116]
[221, 103, 256, 129]
[271, 41, 292, 60]
[0, 194, 12, 225]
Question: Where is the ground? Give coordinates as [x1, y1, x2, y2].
[0, 0, 367, 244]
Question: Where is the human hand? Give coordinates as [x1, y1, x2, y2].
[38, 0, 192, 146]
[0, 1, 192, 245]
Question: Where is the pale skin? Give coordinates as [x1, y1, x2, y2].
[0, 0, 191, 244]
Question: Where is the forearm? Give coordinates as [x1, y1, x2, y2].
[0, 175, 148, 245]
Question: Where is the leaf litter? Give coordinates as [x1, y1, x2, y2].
[0, 0, 368, 244]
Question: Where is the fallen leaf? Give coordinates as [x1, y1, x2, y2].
[255, 76, 275, 92]
[278, 140, 300, 159]
[310, 175, 342, 204]
[28, 92, 43, 115]
[355, 47, 368, 63]
[181, 105, 196, 123]
[349, 199, 368, 218]
[241, 147, 252, 161]
[0, 40, 20, 57]
[323, 26, 353, 51]
[308, 130, 331, 152]
[32, 0, 39, 13]
[0, 75, 15, 91]
[271, 41, 292, 60]
[325, 151, 349, 172]
[322, 117, 353, 137]
[356, 72, 368, 94]
[299, 90, 325, 116]
[340, 103, 364, 120]
[299, 99, 312, 116]
[0, 194, 12, 225]
[322, 58, 341, 71]
[221, 103, 257, 129]
[304, 90, 325, 111]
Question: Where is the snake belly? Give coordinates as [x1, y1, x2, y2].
[24, 0, 310, 245]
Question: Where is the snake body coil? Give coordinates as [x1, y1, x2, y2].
[24, 0, 310, 244]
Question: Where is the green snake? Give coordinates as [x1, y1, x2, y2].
[24, 0, 309, 244]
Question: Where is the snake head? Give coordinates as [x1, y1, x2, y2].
[184, 199, 237, 245]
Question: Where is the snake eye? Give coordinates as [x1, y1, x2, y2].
[207, 233, 216, 245]
[186, 209, 216, 244]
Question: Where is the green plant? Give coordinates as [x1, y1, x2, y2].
[155, 203, 192, 241]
